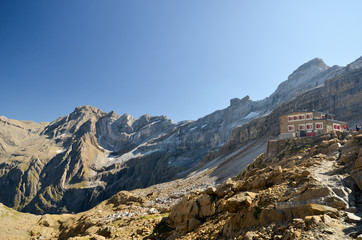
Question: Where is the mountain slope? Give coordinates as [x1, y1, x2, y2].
[201, 62, 361, 182]
[161, 131, 362, 240]
[23, 129, 362, 240]
[0, 56, 359, 214]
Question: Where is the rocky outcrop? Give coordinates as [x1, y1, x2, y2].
[162, 131, 362, 239]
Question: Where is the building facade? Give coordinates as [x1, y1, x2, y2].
[279, 111, 346, 139]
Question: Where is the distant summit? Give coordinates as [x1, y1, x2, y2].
[346, 55, 362, 70]
[294, 57, 329, 72]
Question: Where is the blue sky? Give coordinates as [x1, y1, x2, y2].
[1, 1, 361, 123]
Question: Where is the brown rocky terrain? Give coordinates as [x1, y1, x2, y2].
[160, 131, 362, 239]
[25, 163, 218, 239]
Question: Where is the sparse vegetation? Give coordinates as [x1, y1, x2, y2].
[141, 213, 169, 220]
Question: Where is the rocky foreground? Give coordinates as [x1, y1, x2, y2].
[17, 130, 361, 239]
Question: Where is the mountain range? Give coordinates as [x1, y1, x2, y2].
[0, 56, 361, 214]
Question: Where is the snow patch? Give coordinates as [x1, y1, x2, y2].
[189, 126, 198, 131]
[149, 120, 161, 126]
[243, 111, 260, 119]
[56, 149, 65, 154]
[109, 148, 158, 164]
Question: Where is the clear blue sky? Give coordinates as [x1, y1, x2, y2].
[1, 0, 362, 123]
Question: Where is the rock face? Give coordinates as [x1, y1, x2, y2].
[205, 60, 362, 164]
[0, 56, 360, 214]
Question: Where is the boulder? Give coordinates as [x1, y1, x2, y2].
[197, 194, 216, 218]
[354, 148, 362, 169]
[353, 134, 362, 141]
[108, 191, 145, 207]
[97, 226, 116, 238]
[224, 192, 256, 213]
[203, 187, 216, 195]
[345, 134, 352, 140]
[345, 212, 361, 223]
[187, 218, 202, 232]
[301, 170, 311, 177]
[340, 151, 358, 164]
[292, 218, 305, 228]
[167, 194, 200, 229]
[328, 142, 341, 152]
[321, 139, 339, 148]
[325, 195, 348, 210]
[351, 172, 362, 191]
[295, 186, 332, 202]
[273, 166, 283, 174]
[215, 178, 237, 197]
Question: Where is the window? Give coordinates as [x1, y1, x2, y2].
[288, 125, 295, 132]
[306, 113, 313, 119]
[321, 114, 325, 119]
[315, 122, 323, 129]
[333, 123, 341, 130]
[299, 115, 305, 120]
[293, 116, 297, 121]
[306, 123, 313, 130]
[298, 124, 305, 130]
[288, 116, 292, 121]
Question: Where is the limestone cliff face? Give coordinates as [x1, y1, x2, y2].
[205, 64, 361, 164]
[0, 57, 360, 214]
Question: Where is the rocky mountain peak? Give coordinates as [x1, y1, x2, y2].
[117, 113, 136, 126]
[105, 110, 119, 120]
[41, 105, 106, 138]
[66, 105, 106, 123]
[346, 55, 362, 70]
[72, 105, 104, 116]
[230, 95, 251, 107]
[287, 58, 329, 81]
[295, 57, 329, 72]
